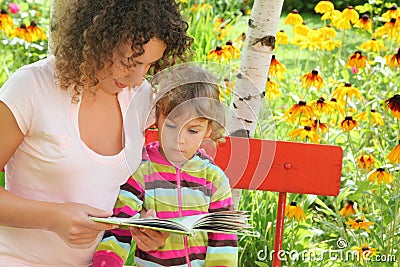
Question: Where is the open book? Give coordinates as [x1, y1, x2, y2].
[91, 210, 258, 237]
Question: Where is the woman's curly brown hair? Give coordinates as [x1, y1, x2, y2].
[54, 0, 192, 101]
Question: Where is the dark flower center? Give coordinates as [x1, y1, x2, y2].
[361, 14, 370, 20]
[348, 201, 354, 205]
[312, 70, 319, 75]
[345, 116, 353, 120]
[290, 202, 297, 206]
[362, 247, 370, 251]
[291, 9, 299, 14]
[345, 83, 352, 87]
[355, 219, 363, 223]
[226, 40, 233, 46]
[377, 167, 385, 172]
[304, 126, 312, 131]
[1, 9, 7, 14]
[317, 97, 325, 103]
[298, 100, 306, 106]
[389, 5, 397, 10]
[347, 6, 354, 9]
[216, 46, 222, 51]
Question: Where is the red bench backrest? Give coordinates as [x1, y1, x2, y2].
[145, 130, 343, 196]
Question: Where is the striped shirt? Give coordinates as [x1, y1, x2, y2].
[93, 142, 238, 267]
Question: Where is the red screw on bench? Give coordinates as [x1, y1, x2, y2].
[147, 129, 344, 266]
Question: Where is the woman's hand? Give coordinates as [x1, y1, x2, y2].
[129, 209, 169, 251]
[47, 202, 116, 246]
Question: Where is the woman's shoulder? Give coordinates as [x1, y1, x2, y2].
[19, 56, 55, 76]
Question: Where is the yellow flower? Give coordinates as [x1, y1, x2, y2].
[345, 51, 367, 69]
[222, 40, 240, 59]
[285, 202, 306, 222]
[382, 5, 400, 20]
[328, 98, 345, 115]
[293, 23, 310, 37]
[341, 6, 359, 24]
[345, 216, 374, 232]
[12, 23, 32, 42]
[331, 83, 362, 103]
[385, 94, 400, 119]
[268, 55, 286, 79]
[360, 39, 386, 54]
[207, 46, 232, 61]
[265, 78, 282, 99]
[339, 201, 356, 217]
[284, 101, 314, 122]
[321, 9, 341, 21]
[333, 17, 351, 30]
[385, 49, 400, 69]
[300, 70, 325, 90]
[319, 25, 337, 39]
[313, 120, 329, 134]
[355, 244, 378, 259]
[288, 126, 322, 143]
[340, 116, 358, 131]
[0, 9, 14, 36]
[309, 97, 332, 116]
[387, 142, 400, 164]
[319, 40, 341, 51]
[276, 30, 289, 45]
[367, 168, 394, 184]
[354, 109, 384, 126]
[27, 21, 47, 42]
[213, 18, 224, 29]
[356, 154, 375, 171]
[223, 78, 235, 95]
[284, 9, 303, 26]
[315, 1, 334, 14]
[354, 14, 372, 32]
[233, 32, 246, 48]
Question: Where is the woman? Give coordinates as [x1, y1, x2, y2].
[0, 0, 192, 266]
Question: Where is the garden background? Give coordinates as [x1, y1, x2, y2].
[0, 0, 399, 266]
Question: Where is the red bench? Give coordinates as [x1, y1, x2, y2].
[145, 129, 343, 267]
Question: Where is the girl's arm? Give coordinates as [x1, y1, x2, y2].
[0, 102, 114, 245]
[94, 175, 168, 267]
[205, 170, 238, 267]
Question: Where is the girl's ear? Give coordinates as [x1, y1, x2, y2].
[205, 125, 212, 138]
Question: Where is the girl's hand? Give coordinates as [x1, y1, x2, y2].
[47, 202, 115, 246]
[129, 209, 169, 251]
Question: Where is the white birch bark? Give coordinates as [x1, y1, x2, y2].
[228, 0, 285, 209]
[48, 0, 71, 54]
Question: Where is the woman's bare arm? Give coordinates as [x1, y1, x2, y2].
[0, 101, 114, 245]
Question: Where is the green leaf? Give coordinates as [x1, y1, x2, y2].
[254, 261, 270, 267]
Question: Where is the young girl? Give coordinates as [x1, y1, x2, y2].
[93, 65, 238, 267]
[0, 1, 191, 266]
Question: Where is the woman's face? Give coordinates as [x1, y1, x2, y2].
[96, 38, 166, 95]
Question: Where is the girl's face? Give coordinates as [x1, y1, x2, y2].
[158, 114, 212, 167]
[96, 38, 166, 95]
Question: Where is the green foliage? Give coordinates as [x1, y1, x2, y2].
[0, 0, 49, 86]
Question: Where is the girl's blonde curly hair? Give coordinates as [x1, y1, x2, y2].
[54, 0, 192, 102]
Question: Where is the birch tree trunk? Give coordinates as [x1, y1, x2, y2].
[48, 0, 70, 54]
[228, 0, 285, 209]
